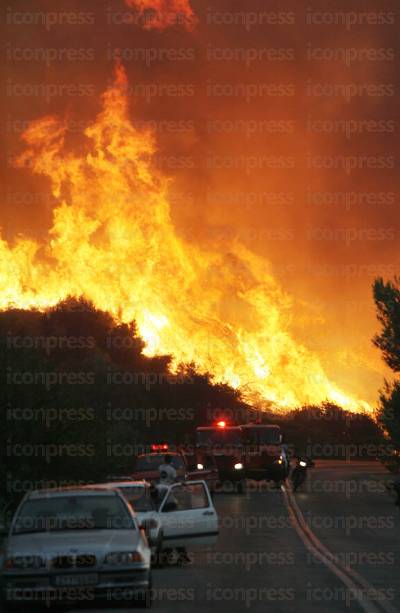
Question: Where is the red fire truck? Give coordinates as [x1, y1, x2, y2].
[196, 421, 289, 489]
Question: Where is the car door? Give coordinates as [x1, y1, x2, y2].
[158, 480, 218, 548]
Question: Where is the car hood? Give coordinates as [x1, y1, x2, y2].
[6, 529, 140, 557]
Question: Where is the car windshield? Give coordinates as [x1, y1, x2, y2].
[135, 455, 185, 471]
[118, 487, 155, 512]
[13, 494, 134, 535]
[196, 429, 243, 447]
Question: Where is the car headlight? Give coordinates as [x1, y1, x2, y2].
[105, 551, 144, 565]
[234, 463, 243, 470]
[299, 460, 307, 468]
[275, 456, 283, 464]
[197, 463, 204, 470]
[4, 555, 45, 570]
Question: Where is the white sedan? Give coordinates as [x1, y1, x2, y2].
[0, 487, 152, 610]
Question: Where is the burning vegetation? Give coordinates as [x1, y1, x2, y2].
[0, 64, 370, 412]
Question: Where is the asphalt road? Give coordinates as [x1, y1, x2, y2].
[149, 460, 400, 613]
[2, 460, 399, 612]
[292, 460, 400, 612]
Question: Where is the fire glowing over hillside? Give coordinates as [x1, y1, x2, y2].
[0, 64, 370, 411]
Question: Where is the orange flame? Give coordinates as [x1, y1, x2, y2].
[124, 0, 197, 30]
[0, 64, 370, 412]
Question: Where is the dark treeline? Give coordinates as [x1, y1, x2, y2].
[0, 298, 386, 512]
[0, 298, 247, 506]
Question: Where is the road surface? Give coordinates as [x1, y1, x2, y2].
[2, 460, 399, 612]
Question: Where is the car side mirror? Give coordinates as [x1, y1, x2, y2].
[162, 501, 178, 513]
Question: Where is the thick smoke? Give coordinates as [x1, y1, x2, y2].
[124, 0, 197, 30]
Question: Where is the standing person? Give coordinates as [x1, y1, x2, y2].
[158, 454, 177, 485]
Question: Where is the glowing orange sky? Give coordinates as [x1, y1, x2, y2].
[1, 0, 398, 409]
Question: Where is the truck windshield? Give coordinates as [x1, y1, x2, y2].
[244, 427, 281, 445]
[196, 429, 243, 447]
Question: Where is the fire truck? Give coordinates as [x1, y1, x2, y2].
[195, 422, 246, 493]
[241, 423, 289, 484]
[195, 421, 289, 489]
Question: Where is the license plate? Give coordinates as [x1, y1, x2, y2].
[54, 574, 98, 587]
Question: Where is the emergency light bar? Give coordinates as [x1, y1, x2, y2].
[151, 443, 169, 451]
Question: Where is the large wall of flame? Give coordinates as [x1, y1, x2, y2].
[1, 0, 399, 407]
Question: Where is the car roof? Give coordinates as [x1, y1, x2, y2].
[26, 487, 119, 500]
[91, 481, 150, 489]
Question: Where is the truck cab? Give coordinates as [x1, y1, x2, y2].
[241, 423, 288, 484]
[195, 423, 246, 492]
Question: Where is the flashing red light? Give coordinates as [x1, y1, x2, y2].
[151, 443, 169, 451]
[216, 421, 226, 428]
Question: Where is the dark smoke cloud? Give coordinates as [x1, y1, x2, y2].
[124, 0, 197, 30]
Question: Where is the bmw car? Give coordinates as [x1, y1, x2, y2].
[0, 487, 152, 610]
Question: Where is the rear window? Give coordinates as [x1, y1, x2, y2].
[135, 454, 185, 471]
[13, 494, 134, 535]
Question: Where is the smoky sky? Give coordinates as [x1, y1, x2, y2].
[1, 0, 399, 402]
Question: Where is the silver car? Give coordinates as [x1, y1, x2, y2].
[0, 487, 152, 610]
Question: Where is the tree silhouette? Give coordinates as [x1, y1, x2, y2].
[373, 277, 400, 451]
